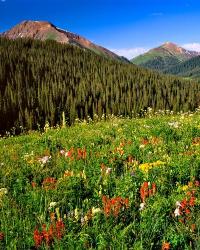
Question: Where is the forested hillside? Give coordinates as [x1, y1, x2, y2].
[165, 55, 200, 80]
[0, 37, 200, 133]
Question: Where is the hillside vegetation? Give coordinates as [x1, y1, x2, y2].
[165, 56, 200, 80]
[0, 38, 200, 134]
[0, 111, 200, 249]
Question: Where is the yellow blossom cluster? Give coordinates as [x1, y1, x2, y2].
[139, 160, 166, 173]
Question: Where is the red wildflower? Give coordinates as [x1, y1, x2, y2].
[180, 199, 187, 209]
[31, 181, 37, 188]
[141, 138, 149, 145]
[189, 196, 195, 207]
[55, 219, 65, 239]
[0, 232, 4, 241]
[195, 180, 200, 187]
[102, 196, 129, 217]
[34, 229, 43, 248]
[185, 208, 191, 215]
[77, 148, 87, 160]
[42, 177, 57, 190]
[162, 242, 170, 250]
[140, 182, 149, 202]
[33, 219, 65, 248]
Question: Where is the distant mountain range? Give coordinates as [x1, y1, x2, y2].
[2, 21, 200, 80]
[132, 42, 200, 72]
[1, 20, 127, 63]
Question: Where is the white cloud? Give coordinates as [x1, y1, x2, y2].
[110, 47, 148, 59]
[182, 43, 200, 52]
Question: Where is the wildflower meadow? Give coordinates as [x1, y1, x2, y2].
[0, 110, 200, 249]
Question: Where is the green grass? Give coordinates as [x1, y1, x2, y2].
[1, 110, 200, 249]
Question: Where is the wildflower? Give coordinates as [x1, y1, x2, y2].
[31, 182, 37, 188]
[189, 196, 195, 206]
[168, 121, 180, 128]
[77, 148, 87, 160]
[0, 188, 8, 195]
[174, 207, 181, 217]
[48, 202, 57, 210]
[106, 168, 112, 174]
[185, 208, 191, 215]
[63, 170, 74, 177]
[0, 232, 4, 241]
[34, 229, 43, 248]
[91, 207, 101, 215]
[102, 196, 129, 217]
[42, 177, 57, 190]
[139, 202, 145, 211]
[182, 185, 189, 191]
[55, 219, 65, 239]
[162, 242, 170, 250]
[38, 155, 51, 165]
[175, 201, 181, 207]
[140, 138, 149, 146]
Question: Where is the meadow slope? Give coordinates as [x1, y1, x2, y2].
[0, 111, 200, 249]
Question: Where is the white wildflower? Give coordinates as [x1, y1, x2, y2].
[106, 168, 112, 174]
[174, 207, 181, 217]
[48, 202, 57, 210]
[139, 203, 145, 211]
[92, 207, 101, 215]
[175, 201, 181, 207]
[0, 188, 8, 195]
[168, 121, 180, 129]
[38, 155, 51, 164]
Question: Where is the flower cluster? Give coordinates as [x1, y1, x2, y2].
[33, 219, 65, 248]
[42, 177, 57, 190]
[102, 196, 129, 217]
[140, 182, 156, 203]
[139, 161, 165, 173]
[60, 147, 87, 160]
[174, 191, 196, 221]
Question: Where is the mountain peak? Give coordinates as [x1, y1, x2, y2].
[1, 20, 125, 62]
[132, 41, 200, 72]
[160, 42, 186, 54]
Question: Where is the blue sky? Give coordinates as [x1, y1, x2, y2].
[1, 0, 200, 58]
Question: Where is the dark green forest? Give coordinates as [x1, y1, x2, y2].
[0, 37, 200, 133]
[165, 55, 200, 80]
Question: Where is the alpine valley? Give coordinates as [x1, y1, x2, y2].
[1, 15, 200, 250]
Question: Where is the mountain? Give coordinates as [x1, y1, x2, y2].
[131, 42, 200, 72]
[1, 20, 126, 62]
[164, 55, 200, 80]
